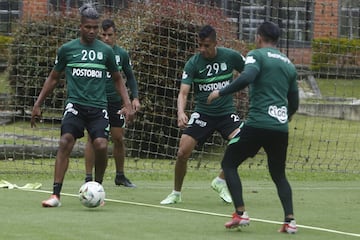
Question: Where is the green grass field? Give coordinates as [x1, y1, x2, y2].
[1, 169, 359, 240]
[1, 73, 359, 239]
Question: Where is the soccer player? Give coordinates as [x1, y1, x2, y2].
[84, 19, 140, 187]
[160, 25, 245, 205]
[207, 21, 299, 233]
[31, 3, 134, 207]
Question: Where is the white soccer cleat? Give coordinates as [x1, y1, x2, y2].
[211, 178, 232, 203]
[42, 194, 61, 207]
[225, 212, 250, 228]
[278, 220, 298, 234]
[160, 192, 182, 205]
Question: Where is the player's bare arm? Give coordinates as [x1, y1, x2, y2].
[31, 70, 60, 128]
[132, 98, 141, 112]
[112, 71, 135, 123]
[207, 90, 220, 104]
[177, 84, 190, 129]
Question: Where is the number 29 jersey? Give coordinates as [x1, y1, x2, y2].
[181, 47, 245, 116]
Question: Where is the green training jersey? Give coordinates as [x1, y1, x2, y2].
[54, 38, 119, 108]
[182, 47, 245, 116]
[105, 45, 138, 103]
[245, 47, 298, 132]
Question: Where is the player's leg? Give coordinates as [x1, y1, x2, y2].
[212, 114, 242, 203]
[84, 135, 95, 182]
[108, 102, 135, 187]
[222, 125, 260, 228]
[160, 134, 197, 204]
[42, 103, 84, 207]
[86, 107, 110, 185]
[112, 126, 135, 187]
[263, 130, 297, 233]
[92, 136, 108, 184]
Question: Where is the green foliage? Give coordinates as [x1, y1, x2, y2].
[0, 35, 13, 65]
[112, 1, 250, 158]
[8, 15, 79, 112]
[311, 38, 360, 71]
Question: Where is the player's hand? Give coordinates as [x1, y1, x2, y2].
[132, 98, 141, 112]
[119, 103, 135, 125]
[207, 90, 220, 104]
[31, 105, 42, 128]
[177, 111, 188, 129]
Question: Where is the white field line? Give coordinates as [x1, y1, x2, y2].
[21, 188, 360, 238]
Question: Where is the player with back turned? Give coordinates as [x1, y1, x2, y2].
[31, 3, 134, 207]
[208, 21, 299, 233]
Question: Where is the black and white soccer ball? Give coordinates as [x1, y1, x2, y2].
[79, 181, 105, 208]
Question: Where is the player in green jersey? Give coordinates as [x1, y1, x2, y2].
[160, 25, 245, 205]
[208, 21, 299, 233]
[84, 19, 140, 188]
[31, 3, 134, 207]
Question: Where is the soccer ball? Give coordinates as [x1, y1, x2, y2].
[79, 181, 105, 208]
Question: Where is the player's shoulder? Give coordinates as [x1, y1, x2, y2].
[61, 38, 80, 49]
[218, 47, 243, 56]
[113, 45, 129, 56]
[93, 39, 112, 50]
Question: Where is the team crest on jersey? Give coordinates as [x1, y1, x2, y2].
[220, 62, 227, 71]
[245, 56, 256, 64]
[182, 71, 188, 79]
[115, 55, 121, 65]
[97, 52, 103, 60]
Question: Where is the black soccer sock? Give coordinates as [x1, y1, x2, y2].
[53, 182, 62, 198]
[285, 217, 294, 223]
[116, 171, 124, 177]
[236, 210, 244, 216]
[85, 174, 93, 182]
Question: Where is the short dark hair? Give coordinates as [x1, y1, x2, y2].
[102, 19, 116, 32]
[198, 25, 216, 41]
[79, 3, 99, 22]
[257, 21, 281, 44]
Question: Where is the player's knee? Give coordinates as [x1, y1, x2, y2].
[92, 138, 108, 151]
[58, 134, 75, 150]
[176, 148, 190, 162]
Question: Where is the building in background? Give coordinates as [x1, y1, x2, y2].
[0, 0, 359, 65]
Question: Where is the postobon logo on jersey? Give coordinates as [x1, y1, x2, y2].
[198, 80, 230, 92]
[72, 68, 103, 78]
[268, 105, 288, 123]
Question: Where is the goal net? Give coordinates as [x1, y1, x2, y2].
[0, 0, 359, 175]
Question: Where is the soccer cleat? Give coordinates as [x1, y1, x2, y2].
[160, 192, 182, 205]
[211, 178, 232, 203]
[278, 220, 298, 234]
[84, 176, 92, 183]
[225, 212, 250, 229]
[42, 194, 61, 207]
[115, 175, 136, 188]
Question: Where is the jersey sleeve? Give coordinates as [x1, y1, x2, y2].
[233, 50, 246, 73]
[122, 51, 139, 98]
[181, 58, 195, 85]
[106, 48, 120, 73]
[53, 46, 66, 72]
[287, 71, 299, 117]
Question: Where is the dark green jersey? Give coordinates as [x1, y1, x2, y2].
[106, 45, 138, 103]
[182, 47, 245, 116]
[245, 48, 298, 132]
[54, 38, 119, 108]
